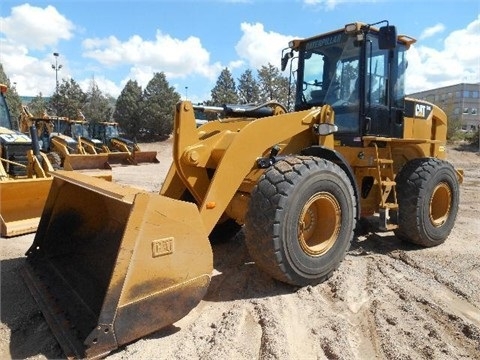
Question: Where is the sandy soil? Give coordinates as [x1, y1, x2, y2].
[1, 140, 479, 360]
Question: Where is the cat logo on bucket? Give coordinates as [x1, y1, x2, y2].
[152, 237, 174, 257]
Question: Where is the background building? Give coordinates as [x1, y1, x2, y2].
[408, 83, 480, 132]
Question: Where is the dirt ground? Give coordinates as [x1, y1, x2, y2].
[1, 139, 479, 360]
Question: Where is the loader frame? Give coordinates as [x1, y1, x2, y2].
[21, 21, 462, 359]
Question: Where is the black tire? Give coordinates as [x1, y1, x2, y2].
[244, 156, 356, 286]
[395, 158, 460, 247]
[47, 151, 62, 169]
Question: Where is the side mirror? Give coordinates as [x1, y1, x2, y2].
[378, 25, 397, 49]
[281, 51, 293, 71]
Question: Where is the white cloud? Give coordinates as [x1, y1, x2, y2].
[419, 23, 445, 40]
[78, 76, 119, 99]
[406, 15, 480, 93]
[0, 4, 74, 50]
[0, 38, 66, 96]
[82, 30, 221, 80]
[0, 4, 75, 96]
[235, 22, 294, 70]
[302, 0, 377, 10]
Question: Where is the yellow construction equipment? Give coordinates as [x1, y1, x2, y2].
[22, 21, 462, 359]
[89, 121, 159, 164]
[0, 84, 53, 237]
[19, 106, 112, 172]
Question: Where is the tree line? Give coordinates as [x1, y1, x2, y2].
[1, 62, 293, 141]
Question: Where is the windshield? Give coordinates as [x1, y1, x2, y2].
[105, 125, 119, 138]
[296, 31, 361, 132]
[71, 123, 89, 138]
[298, 32, 361, 108]
[0, 94, 11, 129]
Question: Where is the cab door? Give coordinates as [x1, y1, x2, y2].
[364, 34, 406, 138]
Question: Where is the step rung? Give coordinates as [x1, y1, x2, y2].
[383, 202, 399, 209]
[381, 180, 396, 187]
[375, 158, 393, 164]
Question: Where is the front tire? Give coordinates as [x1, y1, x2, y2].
[395, 158, 460, 247]
[244, 156, 356, 286]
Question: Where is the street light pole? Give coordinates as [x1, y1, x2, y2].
[52, 52, 62, 116]
[185, 86, 188, 100]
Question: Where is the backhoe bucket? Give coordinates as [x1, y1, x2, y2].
[21, 171, 213, 359]
[0, 177, 52, 237]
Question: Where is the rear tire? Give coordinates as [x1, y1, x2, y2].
[47, 151, 62, 169]
[395, 158, 459, 247]
[244, 156, 356, 286]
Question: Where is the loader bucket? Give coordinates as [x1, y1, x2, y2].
[106, 151, 159, 165]
[21, 171, 213, 359]
[131, 150, 159, 164]
[0, 177, 52, 237]
[106, 151, 134, 165]
[63, 153, 112, 171]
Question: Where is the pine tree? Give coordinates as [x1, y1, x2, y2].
[141, 72, 180, 139]
[83, 78, 113, 123]
[114, 80, 143, 139]
[209, 68, 239, 106]
[28, 93, 48, 117]
[49, 78, 86, 119]
[257, 63, 291, 107]
[237, 69, 261, 104]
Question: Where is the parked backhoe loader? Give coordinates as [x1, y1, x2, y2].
[0, 84, 53, 237]
[19, 107, 111, 172]
[22, 21, 463, 359]
[89, 121, 159, 164]
[61, 112, 110, 156]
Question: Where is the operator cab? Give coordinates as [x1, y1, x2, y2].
[282, 21, 415, 145]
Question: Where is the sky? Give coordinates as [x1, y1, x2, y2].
[1, 0, 479, 104]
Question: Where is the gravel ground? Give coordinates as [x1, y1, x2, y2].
[1, 140, 479, 360]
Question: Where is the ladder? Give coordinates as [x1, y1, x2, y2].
[372, 142, 398, 231]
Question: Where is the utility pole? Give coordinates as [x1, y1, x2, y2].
[52, 52, 63, 133]
[52, 52, 62, 116]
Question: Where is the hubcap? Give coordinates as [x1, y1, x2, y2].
[298, 192, 341, 256]
[429, 182, 452, 227]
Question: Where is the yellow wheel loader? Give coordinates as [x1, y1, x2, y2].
[0, 84, 53, 237]
[19, 107, 112, 174]
[22, 21, 463, 359]
[89, 121, 160, 165]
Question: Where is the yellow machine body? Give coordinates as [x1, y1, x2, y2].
[19, 108, 114, 172]
[0, 149, 53, 237]
[89, 121, 160, 165]
[0, 88, 54, 237]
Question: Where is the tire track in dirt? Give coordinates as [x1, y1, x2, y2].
[358, 247, 480, 359]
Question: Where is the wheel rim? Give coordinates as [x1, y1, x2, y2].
[429, 182, 452, 227]
[298, 192, 341, 256]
